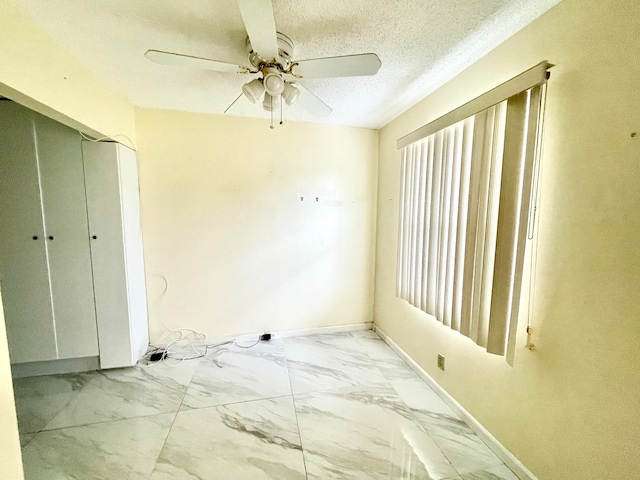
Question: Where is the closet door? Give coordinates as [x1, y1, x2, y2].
[117, 144, 149, 362]
[83, 141, 134, 368]
[35, 114, 99, 359]
[83, 142, 149, 368]
[0, 101, 56, 363]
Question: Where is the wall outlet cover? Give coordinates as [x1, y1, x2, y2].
[437, 354, 445, 370]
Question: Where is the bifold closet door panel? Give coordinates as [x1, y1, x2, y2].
[116, 144, 149, 362]
[34, 114, 99, 359]
[0, 102, 57, 363]
[82, 141, 133, 368]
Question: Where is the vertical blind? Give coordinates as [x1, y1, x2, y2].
[396, 79, 546, 362]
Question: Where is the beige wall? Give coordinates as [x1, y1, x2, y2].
[135, 109, 378, 341]
[0, 288, 24, 479]
[0, 0, 136, 147]
[374, 0, 640, 478]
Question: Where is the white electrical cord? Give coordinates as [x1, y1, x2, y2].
[78, 131, 137, 150]
[139, 253, 223, 368]
[141, 336, 261, 369]
[140, 245, 261, 368]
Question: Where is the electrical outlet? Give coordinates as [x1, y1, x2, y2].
[437, 354, 445, 371]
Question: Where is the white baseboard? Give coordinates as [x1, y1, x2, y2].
[151, 322, 374, 348]
[11, 356, 100, 378]
[275, 322, 373, 338]
[374, 325, 537, 480]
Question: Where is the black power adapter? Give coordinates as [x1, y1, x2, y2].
[260, 333, 272, 341]
[149, 350, 167, 362]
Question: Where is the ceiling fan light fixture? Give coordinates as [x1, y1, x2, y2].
[282, 83, 300, 106]
[242, 78, 264, 104]
[262, 93, 280, 111]
[263, 72, 285, 96]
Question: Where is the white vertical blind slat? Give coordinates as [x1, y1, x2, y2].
[406, 146, 415, 301]
[399, 147, 412, 299]
[414, 141, 428, 308]
[396, 148, 408, 297]
[505, 86, 543, 364]
[425, 135, 437, 313]
[478, 104, 506, 347]
[452, 117, 475, 332]
[459, 111, 487, 338]
[487, 92, 528, 355]
[444, 123, 463, 328]
[470, 105, 496, 344]
[436, 129, 453, 323]
[411, 143, 421, 301]
[413, 142, 424, 303]
[421, 136, 435, 311]
[428, 131, 443, 316]
[404, 146, 416, 299]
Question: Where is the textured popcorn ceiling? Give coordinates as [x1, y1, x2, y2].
[11, 0, 559, 129]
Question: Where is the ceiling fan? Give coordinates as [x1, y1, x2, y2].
[145, 0, 381, 127]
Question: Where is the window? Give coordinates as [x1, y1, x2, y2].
[396, 62, 549, 363]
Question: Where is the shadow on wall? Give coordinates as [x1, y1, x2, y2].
[144, 182, 368, 341]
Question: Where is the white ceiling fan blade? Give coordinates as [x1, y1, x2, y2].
[295, 84, 332, 117]
[236, 0, 278, 61]
[145, 50, 249, 74]
[224, 93, 244, 114]
[292, 53, 381, 79]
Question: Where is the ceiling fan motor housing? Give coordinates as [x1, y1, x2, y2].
[246, 32, 294, 71]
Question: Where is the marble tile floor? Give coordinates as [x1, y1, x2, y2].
[12, 330, 518, 480]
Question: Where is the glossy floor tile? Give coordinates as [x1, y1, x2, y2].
[386, 375, 508, 475]
[181, 337, 291, 410]
[295, 385, 458, 479]
[22, 413, 174, 480]
[19, 433, 36, 447]
[44, 360, 198, 430]
[458, 464, 519, 479]
[151, 396, 306, 479]
[285, 333, 389, 395]
[12, 372, 94, 433]
[13, 330, 518, 479]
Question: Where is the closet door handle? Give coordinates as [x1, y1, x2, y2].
[48, 236, 54, 240]
[92, 235, 97, 240]
[32, 236, 38, 240]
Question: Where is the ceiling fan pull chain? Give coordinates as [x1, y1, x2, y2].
[280, 95, 283, 125]
[270, 94, 274, 129]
